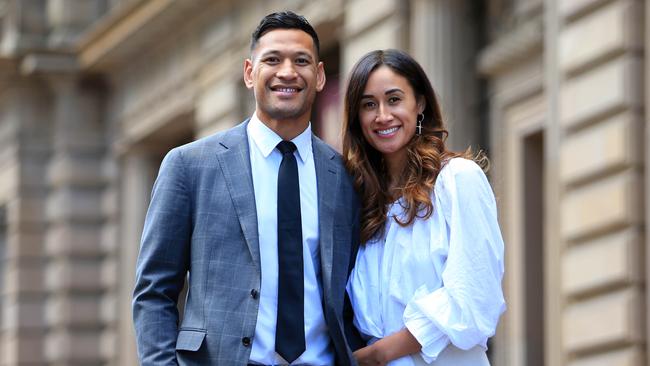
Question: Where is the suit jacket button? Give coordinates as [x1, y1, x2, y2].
[242, 337, 251, 347]
[250, 289, 259, 299]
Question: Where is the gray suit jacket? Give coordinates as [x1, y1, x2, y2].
[133, 120, 362, 365]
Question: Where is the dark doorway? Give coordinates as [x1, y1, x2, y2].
[524, 131, 545, 366]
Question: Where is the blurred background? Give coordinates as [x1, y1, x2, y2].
[0, 0, 645, 365]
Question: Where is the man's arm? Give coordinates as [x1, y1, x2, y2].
[344, 194, 365, 351]
[132, 148, 192, 365]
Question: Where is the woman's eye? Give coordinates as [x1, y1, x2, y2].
[388, 96, 401, 104]
[362, 101, 376, 109]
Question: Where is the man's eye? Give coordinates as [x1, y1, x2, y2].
[295, 58, 310, 65]
[264, 57, 280, 64]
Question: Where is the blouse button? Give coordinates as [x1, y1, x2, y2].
[250, 289, 259, 299]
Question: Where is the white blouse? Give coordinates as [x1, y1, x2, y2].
[347, 158, 506, 365]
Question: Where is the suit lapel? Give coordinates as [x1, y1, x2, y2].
[313, 137, 339, 303]
[216, 120, 261, 269]
[216, 127, 343, 296]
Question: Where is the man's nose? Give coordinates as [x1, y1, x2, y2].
[277, 59, 298, 79]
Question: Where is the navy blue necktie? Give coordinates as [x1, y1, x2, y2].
[275, 141, 305, 363]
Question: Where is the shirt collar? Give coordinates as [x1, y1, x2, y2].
[248, 113, 313, 164]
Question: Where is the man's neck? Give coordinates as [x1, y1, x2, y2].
[256, 114, 310, 141]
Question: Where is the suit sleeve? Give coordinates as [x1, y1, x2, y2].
[344, 193, 365, 352]
[132, 147, 192, 366]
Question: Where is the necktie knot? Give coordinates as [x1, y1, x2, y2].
[277, 140, 297, 155]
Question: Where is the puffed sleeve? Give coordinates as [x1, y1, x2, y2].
[403, 158, 506, 362]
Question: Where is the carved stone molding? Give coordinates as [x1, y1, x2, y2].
[77, 0, 214, 72]
[20, 51, 78, 75]
[477, 18, 544, 77]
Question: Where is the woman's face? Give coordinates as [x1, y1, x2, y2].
[358, 65, 424, 165]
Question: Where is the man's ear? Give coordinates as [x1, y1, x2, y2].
[316, 61, 326, 92]
[243, 59, 254, 89]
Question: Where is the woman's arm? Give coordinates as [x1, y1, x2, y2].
[353, 328, 421, 366]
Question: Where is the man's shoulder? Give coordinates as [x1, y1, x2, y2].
[311, 134, 343, 163]
[311, 135, 357, 189]
[172, 120, 249, 156]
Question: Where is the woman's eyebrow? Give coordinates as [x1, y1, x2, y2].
[384, 88, 404, 95]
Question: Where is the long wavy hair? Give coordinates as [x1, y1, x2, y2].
[343, 49, 473, 243]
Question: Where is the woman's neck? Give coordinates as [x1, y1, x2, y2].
[385, 153, 407, 199]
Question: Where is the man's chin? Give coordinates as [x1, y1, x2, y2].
[266, 109, 308, 122]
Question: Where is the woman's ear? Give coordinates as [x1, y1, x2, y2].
[417, 96, 426, 114]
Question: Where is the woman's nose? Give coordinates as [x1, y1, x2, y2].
[375, 104, 393, 122]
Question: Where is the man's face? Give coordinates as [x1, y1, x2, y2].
[244, 29, 325, 125]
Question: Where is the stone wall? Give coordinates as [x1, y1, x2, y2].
[0, 0, 646, 365]
[557, 0, 645, 364]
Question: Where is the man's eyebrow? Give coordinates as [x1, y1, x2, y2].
[294, 52, 314, 60]
[258, 50, 280, 57]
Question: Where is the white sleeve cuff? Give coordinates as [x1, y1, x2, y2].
[403, 286, 449, 362]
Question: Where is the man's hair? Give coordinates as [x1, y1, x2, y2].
[250, 11, 320, 56]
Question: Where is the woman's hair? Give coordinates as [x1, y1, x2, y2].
[342, 49, 473, 243]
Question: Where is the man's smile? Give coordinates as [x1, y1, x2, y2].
[270, 85, 303, 94]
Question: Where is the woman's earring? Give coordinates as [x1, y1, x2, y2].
[416, 113, 424, 135]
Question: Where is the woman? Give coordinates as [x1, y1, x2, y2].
[343, 49, 506, 366]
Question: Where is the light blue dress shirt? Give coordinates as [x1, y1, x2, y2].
[247, 114, 334, 366]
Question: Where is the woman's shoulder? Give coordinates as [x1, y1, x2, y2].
[439, 157, 486, 183]
[435, 157, 495, 208]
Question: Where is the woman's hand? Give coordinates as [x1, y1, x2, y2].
[353, 328, 422, 366]
[353, 342, 388, 366]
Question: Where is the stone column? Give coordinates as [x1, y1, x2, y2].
[1, 0, 48, 53]
[544, 1, 563, 365]
[342, 0, 408, 75]
[46, 0, 105, 47]
[44, 75, 110, 366]
[410, 0, 481, 151]
[0, 79, 51, 366]
[116, 149, 158, 366]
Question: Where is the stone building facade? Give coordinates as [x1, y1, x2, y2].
[0, 0, 645, 365]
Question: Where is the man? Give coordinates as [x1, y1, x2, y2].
[133, 11, 362, 365]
